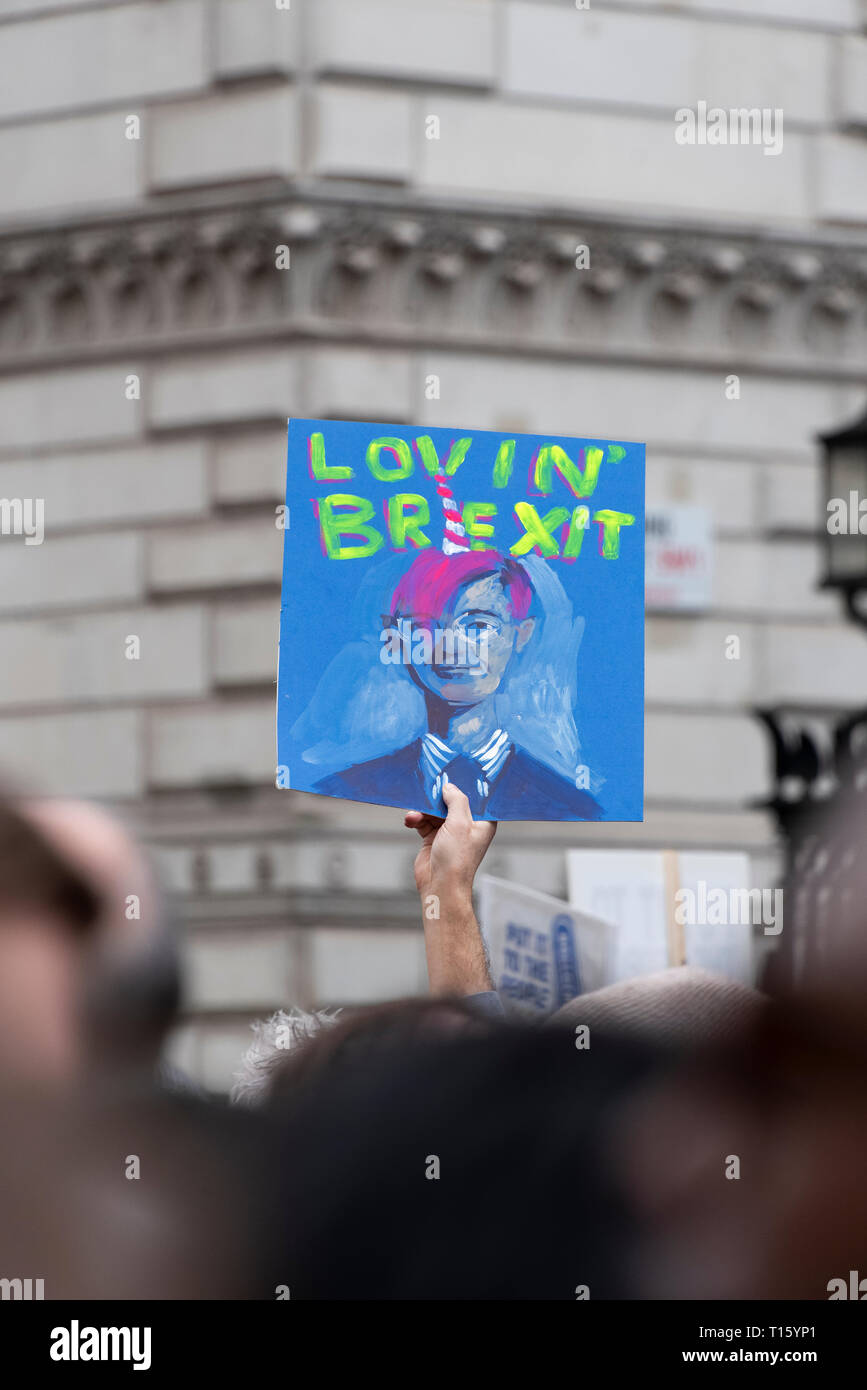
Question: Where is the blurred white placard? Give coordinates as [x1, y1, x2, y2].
[478, 875, 612, 1019]
[566, 850, 755, 987]
[645, 505, 713, 612]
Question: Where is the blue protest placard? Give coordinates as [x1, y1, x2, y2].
[278, 418, 645, 822]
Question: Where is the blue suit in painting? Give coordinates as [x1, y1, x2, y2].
[315, 729, 602, 822]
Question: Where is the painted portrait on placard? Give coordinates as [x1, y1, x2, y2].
[278, 419, 645, 823]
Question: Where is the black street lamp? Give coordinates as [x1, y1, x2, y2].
[754, 400, 867, 985]
[820, 403, 867, 629]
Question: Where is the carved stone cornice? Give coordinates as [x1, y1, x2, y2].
[0, 195, 866, 377]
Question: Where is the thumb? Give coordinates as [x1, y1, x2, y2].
[442, 779, 472, 824]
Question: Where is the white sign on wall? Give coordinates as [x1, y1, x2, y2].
[645, 505, 713, 612]
[566, 850, 756, 988]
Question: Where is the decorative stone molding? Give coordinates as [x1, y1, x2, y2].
[0, 196, 866, 375]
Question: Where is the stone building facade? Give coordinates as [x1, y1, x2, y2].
[1, 0, 866, 1086]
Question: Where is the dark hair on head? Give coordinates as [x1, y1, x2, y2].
[265, 995, 496, 1105]
[0, 791, 101, 935]
[269, 1022, 667, 1299]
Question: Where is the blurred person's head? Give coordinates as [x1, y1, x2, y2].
[551, 966, 765, 1048]
[617, 949, 867, 1300]
[0, 792, 100, 1084]
[0, 1082, 286, 1299]
[22, 798, 181, 1078]
[615, 807, 867, 1302]
[0, 792, 181, 1083]
[268, 1022, 668, 1299]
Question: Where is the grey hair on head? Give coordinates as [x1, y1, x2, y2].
[231, 1006, 341, 1106]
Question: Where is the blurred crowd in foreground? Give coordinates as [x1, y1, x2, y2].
[1, 781, 866, 1301]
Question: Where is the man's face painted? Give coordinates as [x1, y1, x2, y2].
[402, 574, 534, 706]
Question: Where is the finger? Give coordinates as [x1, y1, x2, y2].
[442, 779, 473, 825]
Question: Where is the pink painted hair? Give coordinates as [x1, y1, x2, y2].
[389, 549, 533, 624]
